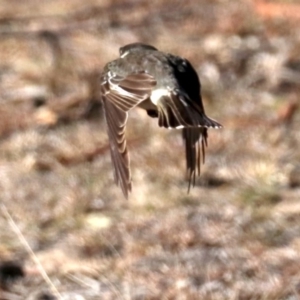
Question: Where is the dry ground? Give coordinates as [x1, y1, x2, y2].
[0, 0, 300, 299]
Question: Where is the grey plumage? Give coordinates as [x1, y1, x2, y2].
[101, 43, 221, 198]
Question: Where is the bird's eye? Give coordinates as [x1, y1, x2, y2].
[119, 46, 126, 56]
[120, 50, 129, 58]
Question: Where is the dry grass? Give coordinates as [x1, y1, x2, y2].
[0, 0, 300, 299]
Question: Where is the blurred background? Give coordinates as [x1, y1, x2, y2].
[0, 0, 300, 299]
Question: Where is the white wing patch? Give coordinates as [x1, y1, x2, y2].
[150, 88, 170, 105]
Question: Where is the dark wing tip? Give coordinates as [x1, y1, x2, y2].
[156, 92, 222, 130]
[183, 127, 208, 192]
[201, 115, 222, 129]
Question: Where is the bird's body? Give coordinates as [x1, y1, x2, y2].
[101, 43, 221, 198]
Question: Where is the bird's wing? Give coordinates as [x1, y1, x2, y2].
[102, 97, 131, 198]
[102, 72, 156, 111]
[156, 91, 221, 129]
[101, 71, 156, 198]
[155, 91, 220, 190]
[182, 127, 208, 191]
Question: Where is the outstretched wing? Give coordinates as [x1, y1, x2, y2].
[102, 98, 131, 198]
[155, 91, 220, 190]
[156, 90, 221, 129]
[101, 71, 156, 198]
[102, 71, 156, 112]
[182, 127, 208, 191]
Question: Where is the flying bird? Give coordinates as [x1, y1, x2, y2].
[100, 43, 221, 198]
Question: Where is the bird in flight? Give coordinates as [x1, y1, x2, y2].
[100, 43, 221, 198]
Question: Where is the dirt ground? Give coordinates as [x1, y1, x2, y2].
[0, 0, 300, 299]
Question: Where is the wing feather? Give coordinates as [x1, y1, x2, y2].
[101, 71, 156, 198]
[182, 127, 208, 192]
[102, 95, 131, 198]
[156, 91, 222, 129]
[156, 91, 218, 190]
[103, 72, 156, 112]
